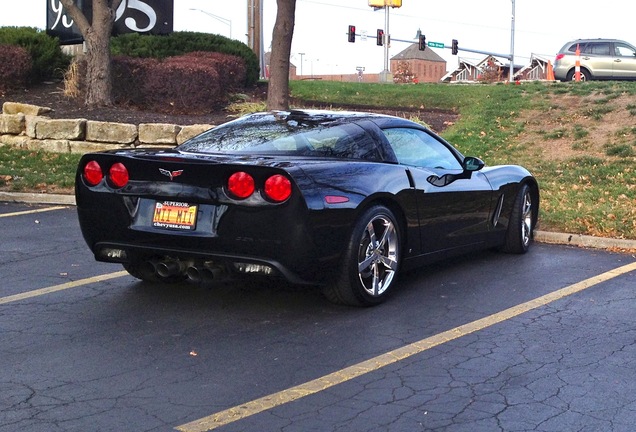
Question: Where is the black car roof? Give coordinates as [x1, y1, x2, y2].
[240, 109, 421, 129]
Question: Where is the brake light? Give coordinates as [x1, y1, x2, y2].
[227, 171, 255, 199]
[109, 162, 129, 188]
[555, 53, 565, 61]
[83, 160, 103, 186]
[264, 174, 292, 202]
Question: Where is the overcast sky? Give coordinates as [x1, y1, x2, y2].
[1, 0, 634, 76]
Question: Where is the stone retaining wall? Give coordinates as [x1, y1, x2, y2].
[0, 102, 215, 153]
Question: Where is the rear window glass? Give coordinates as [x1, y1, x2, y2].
[178, 113, 381, 161]
[574, 42, 611, 55]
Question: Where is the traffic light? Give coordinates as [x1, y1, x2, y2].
[348, 25, 356, 43]
[377, 29, 384, 46]
[418, 34, 426, 51]
[451, 39, 458, 55]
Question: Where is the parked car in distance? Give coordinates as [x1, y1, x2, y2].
[75, 110, 539, 307]
[554, 38, 636, 81]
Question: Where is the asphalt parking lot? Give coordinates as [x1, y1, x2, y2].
[1, 201, 635, 432]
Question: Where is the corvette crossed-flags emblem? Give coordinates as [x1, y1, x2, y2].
[159, 168, 183, 181]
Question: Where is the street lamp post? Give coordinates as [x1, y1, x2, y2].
[189, 8, 232, 39]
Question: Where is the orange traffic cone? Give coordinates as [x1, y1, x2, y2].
[575, 44, 581, 81]
[546, 61, 555, 81]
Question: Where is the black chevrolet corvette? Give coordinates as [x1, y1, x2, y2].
[76, 110, 539, 306]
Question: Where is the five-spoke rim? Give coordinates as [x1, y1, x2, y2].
[357, 215, 399, 297]
[521, 191, 533, 247]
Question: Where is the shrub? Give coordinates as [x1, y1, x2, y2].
[393, 61, 417, 84]
[112, 56, 224, 114]
[0, 26, 70, 83]
[165, 51, 246, 91]
[112, 56, 156, 108]
[144, 61, 222, 114]
[110, 32, 259, 86]
[63, 57, 83, 99]
[0, 44, 32, 91]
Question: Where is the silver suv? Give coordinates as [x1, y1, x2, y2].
[554, 39, 636, 81]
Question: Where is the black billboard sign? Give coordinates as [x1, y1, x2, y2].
[47, 0, 173, 45]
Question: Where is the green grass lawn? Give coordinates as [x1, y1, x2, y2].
[290, 80, 636, 240]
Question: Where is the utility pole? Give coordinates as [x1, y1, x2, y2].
[380, 5, 391, 83]
[247, 0, 265, 79]
[510, 0, 515, 82]
[369, 0, 402, 83]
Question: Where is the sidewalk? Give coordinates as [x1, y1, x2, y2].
[2, 192, 636, 252]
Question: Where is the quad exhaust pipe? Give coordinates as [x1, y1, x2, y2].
[186, 265, 224, 283]
[145, 258, 226, 282]
[156, 260, 187, 278]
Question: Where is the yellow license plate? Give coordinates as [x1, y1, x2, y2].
[152, 201, 197, 231]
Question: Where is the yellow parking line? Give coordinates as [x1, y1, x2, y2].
[0, 206, 68, 218]
[0, 271, 128, 305]
[176, 260, 636, 432]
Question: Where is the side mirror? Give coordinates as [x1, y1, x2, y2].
[463, 156, 485, 172]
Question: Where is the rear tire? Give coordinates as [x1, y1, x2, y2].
[322, 205, 401, 306]
[501, 184, 535, 254]
[566, 68, 591, 81]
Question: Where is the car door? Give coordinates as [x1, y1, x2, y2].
[612, 42, 636, 78]
[581, 41, 614, 78]
[382, 128, 493, 254]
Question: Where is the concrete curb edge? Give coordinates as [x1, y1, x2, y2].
[2, 192, 636, 252]
[0, 191, 76, 206]
[534, 231, 636, 252]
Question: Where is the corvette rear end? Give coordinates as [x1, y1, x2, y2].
[75, 148, 333, 285]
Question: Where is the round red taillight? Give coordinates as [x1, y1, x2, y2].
[83, 160, 103, 186]
[109, 162, 129, 188]
[264, 174, 292, 202]
[227, 171, 255, 199]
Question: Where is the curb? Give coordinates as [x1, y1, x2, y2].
[0, 192, 76, 206]
[534, 231, 636, 252]
[2, 193, 636, 253]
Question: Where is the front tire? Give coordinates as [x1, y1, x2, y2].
[501, 184, 535, 254]
[323, 205, 401, 306]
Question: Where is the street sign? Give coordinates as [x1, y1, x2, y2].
[427, 41, 444, 49]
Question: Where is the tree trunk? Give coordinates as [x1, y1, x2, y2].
[59, 0, 120, 107]
[83, 1, 116, 106]
[266, 0, 297, 111]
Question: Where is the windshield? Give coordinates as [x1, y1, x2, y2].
[177, 112, 381, 161]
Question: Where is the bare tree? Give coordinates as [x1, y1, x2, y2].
[267, 0, 297, 111]
[59, 0, 122, 107]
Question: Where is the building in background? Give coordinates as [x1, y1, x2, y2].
[390, 44, 447, 83]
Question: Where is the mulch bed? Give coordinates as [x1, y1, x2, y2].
[1, 81, 458, 132]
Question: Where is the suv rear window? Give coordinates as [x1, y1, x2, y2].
[571, 42, 611, 56]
